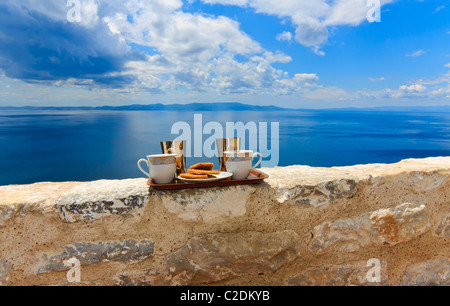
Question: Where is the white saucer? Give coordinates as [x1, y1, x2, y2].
[177, 172, 233, 183]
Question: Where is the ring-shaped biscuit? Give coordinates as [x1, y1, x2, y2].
[189, 163, 215, 171]
[188, 169, 221, 175]
[179, 173, 209, 179]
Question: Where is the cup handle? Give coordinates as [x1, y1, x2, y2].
[252, 153, 263, 169]
[137, 159, 150, 177]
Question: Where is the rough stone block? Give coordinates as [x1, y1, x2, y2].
[56, 179, 149, 222]
[159, 185, 254, 222]
[114, 269, 159, 286]
[166, 230, 301, 285]
[402, 259, 450, 286]
[263, 166, 359, 208]
[310, 202, 431, 254]
[288, 260, 389, 286]
[37, 239, 155, 274]
[0, 157, 448, 286]
[0, 259, 11, 286]
[0, 182, 82, 226]
[435, 214, 450, 237]
[0, 206, 17, 227]
[370, 202, 431, 245]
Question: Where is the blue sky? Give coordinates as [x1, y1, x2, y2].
[0, 0, 449, 108]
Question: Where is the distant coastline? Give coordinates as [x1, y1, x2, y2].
[1, 102, 450, 112]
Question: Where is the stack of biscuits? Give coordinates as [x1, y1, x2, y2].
[179, 163, 221, 179]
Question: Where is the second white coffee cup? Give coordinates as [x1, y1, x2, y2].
[224, 150, 262, 180]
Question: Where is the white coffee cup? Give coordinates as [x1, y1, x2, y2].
[138, 154, 177, 184]
[224, 150, 263, 180]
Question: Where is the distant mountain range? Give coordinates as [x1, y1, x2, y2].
[332, 105, 450, 112]
[1, 102, 450, 112]
[0, 102, 286, 112]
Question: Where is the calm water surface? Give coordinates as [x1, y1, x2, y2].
[0, 109, 449, 186]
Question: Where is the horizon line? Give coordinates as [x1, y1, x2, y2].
[1, 102, 450, 112]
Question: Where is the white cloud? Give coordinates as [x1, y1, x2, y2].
[96, 0, 316, 94]
[430, 87, 450, 98]
[102, 0, 263, 62]
[201, 0, 394, 54]
[276, 31, 293, 42]
[1, 0, 331, 97]
[357, 85, 428, 100]
[434, 5, 445, 13]
[4, 0, 447, 105]
[5, 0, 100, 27]
[444, 63, 450, 68]
[0, 0, 143, 87]
[368, 77, 385, 82]
[399, 84, 427, 93]
[204, 53, 318, 95]
[274, 73, 320, 95]
[406, 50, 426, 57]
[418, 70, 450, 86]
[312, 62, 450, 102]
[357, 71, 450, 101]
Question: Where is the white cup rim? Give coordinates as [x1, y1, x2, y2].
[224, 150, 253, 155]
[147, 154, 177, 158]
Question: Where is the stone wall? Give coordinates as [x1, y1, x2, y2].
[0, 157, 449, 286]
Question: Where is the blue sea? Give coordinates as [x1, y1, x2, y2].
[1, 108, 450, 186]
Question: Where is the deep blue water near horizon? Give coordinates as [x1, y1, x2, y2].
[0, 109, 450, 186]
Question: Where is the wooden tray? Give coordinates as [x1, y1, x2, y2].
[147, 169, 269, 190]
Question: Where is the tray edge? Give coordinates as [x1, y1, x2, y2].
[147, 170, 269, 190]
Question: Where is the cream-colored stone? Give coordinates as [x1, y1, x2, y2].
[0, 157, 448, 286]
[56, 179, 149, 222]
[310, 202, 431, 254]
[370, 203, 430, 243]
[56, 179, 149, 206]
[0, 181, 81, 226]
[159, 185, 255, 222]
[37, 239, 155, 275]
[331, 156, 450, 179]
[166, 230, 301, 285]
[262, 166, 359, 207]
[309, 216, 374, 254]
[262, 157, 450, 207]
[0, 181, 82, 207]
